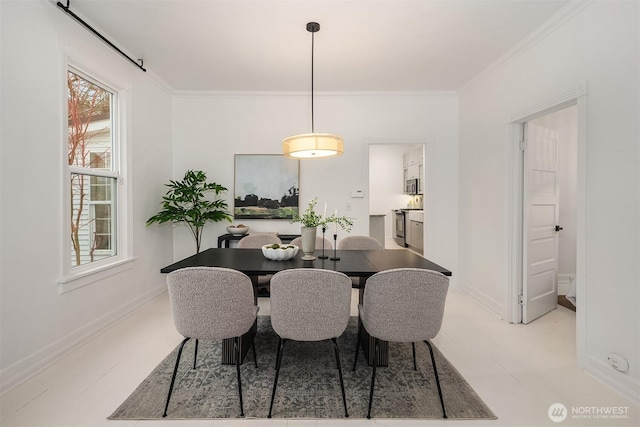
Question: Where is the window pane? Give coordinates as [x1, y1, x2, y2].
[90, 175, 111, 201]
[70, 173, 117, 267]
[67, 71, 113, 170]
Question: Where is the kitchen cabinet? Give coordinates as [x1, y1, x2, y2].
[409, 220, 424, 252]
[369, 214, 385, 247]
[403, 147, 424, 191]
[405, 210, 424, 253]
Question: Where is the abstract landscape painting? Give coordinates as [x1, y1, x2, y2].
[234, 154, 299, 219]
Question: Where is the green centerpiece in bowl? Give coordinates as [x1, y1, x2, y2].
[261, 243, 299, 261]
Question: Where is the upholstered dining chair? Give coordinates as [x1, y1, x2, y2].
[267, 269, 352, 418]
[337, 235, 383, 287]
[237, 233, 282, 292]
[237, 233, 282, 248]
[164, 267, 259, 418]
[338, 235, 383, 250]
[353, 268, 449, 419]
[289, 235, 333, 250]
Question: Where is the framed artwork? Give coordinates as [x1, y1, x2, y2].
[234, 154, 299, 219]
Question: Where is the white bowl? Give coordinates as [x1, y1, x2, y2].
[262, 244, 299, 261]
[227, 225, 249, 235]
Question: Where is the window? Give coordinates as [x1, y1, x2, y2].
[67, 69, 119, 269]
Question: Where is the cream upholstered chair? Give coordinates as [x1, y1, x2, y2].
[353, 268, 449, 419]
[337, 236, 383, 287]
[164, 267, 259, 417]
[338, 235, 383, 250]
[289, 235, 332, 250]
[237, 233, 282, 248]
[237, 233, 282, 292]
[267, 269, 352, 418]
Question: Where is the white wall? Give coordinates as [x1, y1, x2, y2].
[172, 93, 458, 279]
[458, 0, 639, 401]
[530, 106, 578, 286]
[0, 0, 174, 392]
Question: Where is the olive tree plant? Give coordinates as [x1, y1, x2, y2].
[147, 170, 232, 253]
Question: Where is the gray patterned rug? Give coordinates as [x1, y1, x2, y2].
[109, 317, 496, 420]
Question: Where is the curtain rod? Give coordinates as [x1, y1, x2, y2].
[56, 1, 146, 72]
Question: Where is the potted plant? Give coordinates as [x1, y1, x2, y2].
[290, 198, 353, 260]
[147, 170, 232, 253]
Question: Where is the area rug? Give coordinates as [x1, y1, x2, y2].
[109, 316, 496, 420]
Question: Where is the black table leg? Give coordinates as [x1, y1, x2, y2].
[358, 287, 389, 366]
[222, 321, 256, 365]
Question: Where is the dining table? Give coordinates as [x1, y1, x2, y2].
[161, 247, 452, 366]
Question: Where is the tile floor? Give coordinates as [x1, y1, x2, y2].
[1, 285, 638, 427]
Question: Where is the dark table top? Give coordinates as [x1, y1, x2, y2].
[161, 248, 452, 277]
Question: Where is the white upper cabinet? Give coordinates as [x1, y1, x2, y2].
[403, 147, 424, 184]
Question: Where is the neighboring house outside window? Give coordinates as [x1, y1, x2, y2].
[67, 69, 118, 268]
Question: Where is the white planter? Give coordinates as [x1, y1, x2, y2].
[300, 226, 317, 260]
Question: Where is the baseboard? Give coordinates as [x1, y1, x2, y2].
[0, 283, 167, 396]
[557, 274, 574, 295]
[585, 354, 640, 405]
[456, 279, 504, 320]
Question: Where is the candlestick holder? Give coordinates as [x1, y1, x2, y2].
[330, 233, 340, 260]
[318, 226, 328, 259]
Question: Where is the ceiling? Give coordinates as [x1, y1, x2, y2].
[65, 0, 571, 92]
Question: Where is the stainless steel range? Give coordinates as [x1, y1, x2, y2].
[393, 210, 407, 247]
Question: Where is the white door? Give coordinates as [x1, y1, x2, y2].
[522, 122, 560, 324]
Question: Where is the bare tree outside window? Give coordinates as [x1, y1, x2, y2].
[67, 70, 117, 267]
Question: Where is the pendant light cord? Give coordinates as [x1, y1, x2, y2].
[311, 29, 315, 133]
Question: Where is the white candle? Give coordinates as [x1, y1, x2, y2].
[334, 209, 338, 233]
[323, 203, 327, 219]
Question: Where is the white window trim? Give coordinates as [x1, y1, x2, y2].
[60, 62, 134, 294]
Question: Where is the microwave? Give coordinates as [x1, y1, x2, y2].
[405, 178, 419, 195]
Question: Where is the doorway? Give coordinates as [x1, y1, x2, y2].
[506, 85, 588, 367]
[521, 106, 578, 324]
[368, 143, 426, 250]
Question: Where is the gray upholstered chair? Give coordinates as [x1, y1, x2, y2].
[237, 232, 282, 248]
[164, 267, 259, 417]
[353, 268, 449, 419]
[289, 235, 333, 250]
[267, 269, 352, 418]
[338, 235, 383, 250]
[337, 235, 383, 287]
[237, 233, 282, 292]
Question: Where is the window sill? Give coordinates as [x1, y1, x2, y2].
[58, 257, 137, 294]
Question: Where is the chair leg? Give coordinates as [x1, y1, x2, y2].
[367, 338, 379, 419]
[412, 342, 417, 370]
[352, 320, 361, 371]
[251, 339, 258, 368]
[274, 335, 282, 370]
[330, 338, 349, 418]
[234, 337, 245, 417]
[268, 338, 286, 418]
[193, 339, 199, 369]
[163, 337, 190, 417]
[424, 340, 447, 419]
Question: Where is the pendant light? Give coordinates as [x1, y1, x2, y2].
[283, 22, 343, 159]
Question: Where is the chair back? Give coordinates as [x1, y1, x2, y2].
[270, 269, 351, 341]
[167, 267, 258, 340]
[237, 233, 282, 248]
[361, 268, 448, 342]
[338, 235, 383, 250]
[289, 236, 333, 250]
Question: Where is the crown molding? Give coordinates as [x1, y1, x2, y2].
[173, 90, 458, 99]
[458, 0, 596, 95]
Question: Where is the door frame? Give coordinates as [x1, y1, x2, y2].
[505, 84, 587, 367]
